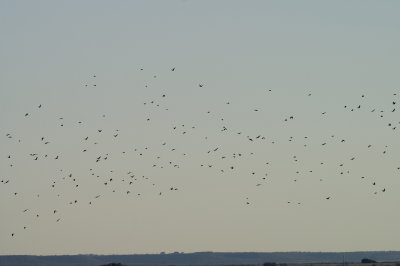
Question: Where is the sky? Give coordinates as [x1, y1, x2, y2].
[1, 0, 400, 255]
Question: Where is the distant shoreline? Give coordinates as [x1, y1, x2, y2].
[2, 251, 400, 266]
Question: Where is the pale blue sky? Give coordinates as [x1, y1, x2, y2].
[1, 0, 400, 255]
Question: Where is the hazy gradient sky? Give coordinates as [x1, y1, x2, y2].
[1, 0, 400, 255]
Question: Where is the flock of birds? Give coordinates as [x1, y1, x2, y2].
[2, 67, 400, 239]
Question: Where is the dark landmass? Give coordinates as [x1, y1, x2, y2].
[1, 251, 400, 266]
[362, 259, 378, 264]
